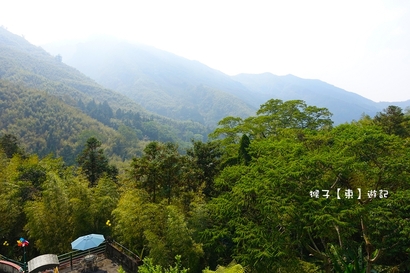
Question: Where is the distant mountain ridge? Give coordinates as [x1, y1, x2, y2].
[231, 73, 383, 124]
[377, 100, 410, 110]
[43, 36, 410, 125]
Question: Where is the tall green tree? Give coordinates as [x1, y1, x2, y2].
[77, 137, 117, 187]
[373, 105, 410, 137]
[237, 135, 251, 166]
[91, 175, 119, 234]
[186, 140, 223, 198]
[209, 99, 333, 164]
[130, 142, 183, 204]
[244, 99, 333, 138]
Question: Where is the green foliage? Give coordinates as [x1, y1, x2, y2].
[0, 148, 120, 257]
[113, 190, 203, 272]
[138, 255, 188, 273]
[22, 162, 119, 254]
[24, 165, 90, 253]
[91, 175, 120, 234]
[117, 265, 126, 273]
[0, 152, 25, 240]
[254, 99, 332, 132]
[111, 188, 148, 253]
[209, 99, 333, 170]
[209, 116, 243, 144]
[210, 99, 333, 141]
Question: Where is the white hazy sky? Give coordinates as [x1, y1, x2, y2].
[1, 0, 409, 102]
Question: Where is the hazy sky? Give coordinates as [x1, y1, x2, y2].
[1, 0, 409, 102]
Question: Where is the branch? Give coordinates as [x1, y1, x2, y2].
[334, 225, 342, 248]
[307, 230, 322, 254]
[330, 173, 341, 189]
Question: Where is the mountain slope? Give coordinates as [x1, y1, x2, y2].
[0, 27, 209, 160]
[45, 37, 257, 126]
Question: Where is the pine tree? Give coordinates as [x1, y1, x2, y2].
[0, 133, 25, 158]
[77, 137, 117, 186]
[238, 134, 251, 166]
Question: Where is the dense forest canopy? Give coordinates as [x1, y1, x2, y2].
[0, 79, 209, 164]
[1, 99, 410, 273]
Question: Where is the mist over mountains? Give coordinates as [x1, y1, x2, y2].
[44, 38, 257, 126]
[44, 36, 410, 125]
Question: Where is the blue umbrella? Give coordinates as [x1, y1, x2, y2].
[71, 234, 105, 251]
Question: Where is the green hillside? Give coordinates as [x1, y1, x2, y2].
[0, 27, 209, 160]
[0, 80, 129, 164]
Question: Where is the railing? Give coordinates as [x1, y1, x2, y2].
[0, 255, 24, 268]
[30, 239, 141, 273]
[57, 240, 142, 273]
[105, 240, 142, 273]
[57, 244, 106, 271]
[107, 241, 141, 263]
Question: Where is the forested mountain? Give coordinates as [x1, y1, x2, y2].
[0, 27, 209, 161]
[44, 37, 257, 126]
[0, 80, 121, 164]
[44, 37, 410, 126]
